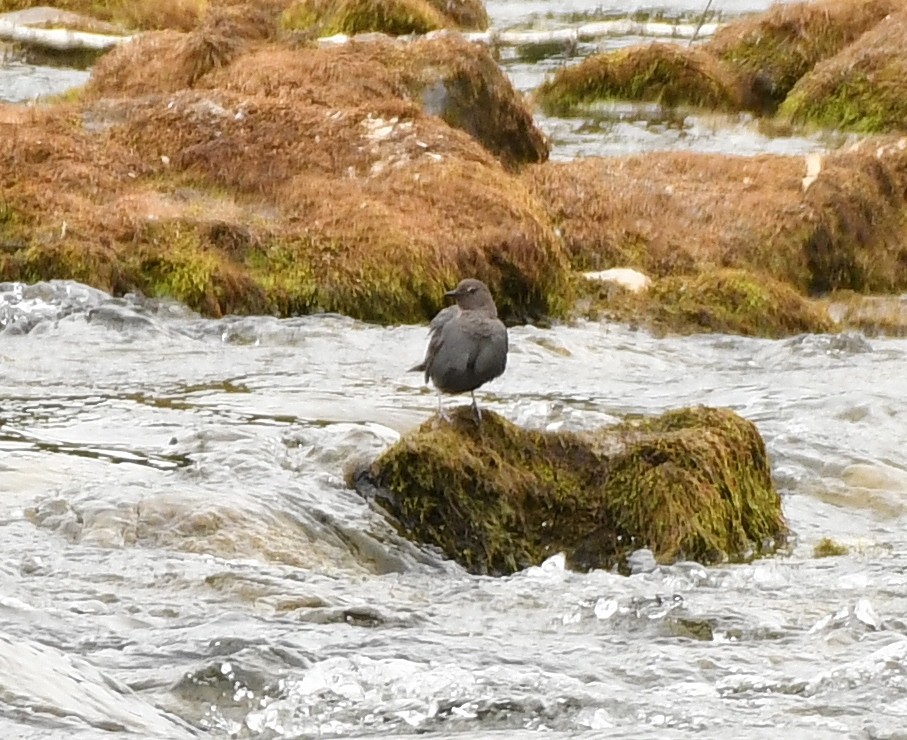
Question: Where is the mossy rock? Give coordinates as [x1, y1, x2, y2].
[520, 154, 815, 287]
[280, 0, 476, 36]
[89, 28, 545, 167]
[361, 406, 787, 575]
[0, 89, 567, 323]
[814, 537, 848, 558]
[802, 147, 907, 294]
[599, 269, 834, 338]
[706, 0, 897, 111]
[778, 10, 907, 134]
[535, 43, 747, 116]
[0, 0, 209, 31]
[522, 150, 907, 307]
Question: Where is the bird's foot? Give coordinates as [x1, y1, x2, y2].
[437, 395, 451, 422]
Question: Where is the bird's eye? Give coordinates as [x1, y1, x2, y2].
[468, 286, 477, 293]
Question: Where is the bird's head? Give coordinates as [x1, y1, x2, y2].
[444, 278, 497, 314]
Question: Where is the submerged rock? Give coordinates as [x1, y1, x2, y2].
[357, 406, 787, 575]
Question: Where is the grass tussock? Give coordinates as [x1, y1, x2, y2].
[87, 4, 278, 96]
[523, 154, 811, 285]
[280, 0, 448, 36]
[0, 0, 209, 31]
[706, 0, 899, 111]
[779, 9, 907, 134]
[90, 33, 546, 166]
[535, 43, 748, 115]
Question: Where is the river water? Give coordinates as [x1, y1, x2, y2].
[3, 1, 907, 739]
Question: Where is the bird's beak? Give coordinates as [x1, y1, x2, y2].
[443, 288, 459, 298]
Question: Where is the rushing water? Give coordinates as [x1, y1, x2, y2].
[2, 280, 907, 739]
[3, 1, 907, 738]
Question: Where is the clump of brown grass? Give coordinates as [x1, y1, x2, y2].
[198, 38, 409, 105]
[522, 153, 811, 285]
[90, 31, 546, 166]
[426, 0, 487, 30]
[117, 0, 209, 31]
[280, 0, 447, 35]
[525, 145, 907, 299]
[87, 4, 278, 96]
[0, 0, 208, 30]
[802, 147, 907, 293]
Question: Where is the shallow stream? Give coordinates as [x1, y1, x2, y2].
[2, 1, 907, 738]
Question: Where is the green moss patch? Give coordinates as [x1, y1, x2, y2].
[363, 406, 786, 575]
[535, 43, 746, 116]
[813, 537, 848, 558]
[600, 269, 834, 338]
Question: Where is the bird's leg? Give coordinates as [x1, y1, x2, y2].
[437, 389, 451, 422]
[470, 391, 482, 425]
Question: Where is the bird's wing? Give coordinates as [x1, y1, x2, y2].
[409, 305, 459, 380]
[466, 319, 508, 381]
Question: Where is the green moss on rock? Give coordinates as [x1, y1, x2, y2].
[119, 220, 269, 317]
[778, 10, 907, 134]
[535, 43, 746, 116]
[364, 406, 786, 575]
[706, 0, 897, 111]
[599, 269, 834, 338]
[814, 537, 848, 558]
[281, 0, 448, 35]
[0, 0, 208, 31]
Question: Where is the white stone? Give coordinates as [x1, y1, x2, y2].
[582, 268, 652, 293]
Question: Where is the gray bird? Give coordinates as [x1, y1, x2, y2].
[410, 278, 508, 423]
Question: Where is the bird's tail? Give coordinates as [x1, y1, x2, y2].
[408, 362, 425, 373]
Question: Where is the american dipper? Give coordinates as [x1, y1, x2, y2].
[410, 278, 508, 422]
